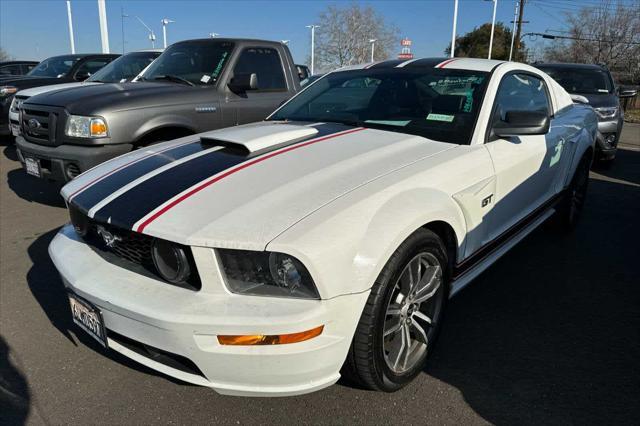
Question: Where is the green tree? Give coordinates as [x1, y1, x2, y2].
[445, 23, 525, 61]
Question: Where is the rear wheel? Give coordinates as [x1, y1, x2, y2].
[343, 229, 448, 392]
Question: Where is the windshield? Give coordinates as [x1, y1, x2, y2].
[87, 52, 160, 83]
[269, 68, 489, 145]
[141, 41, 234, 86]
[538, 66, 612, 95]
[27, 55, 81, 78]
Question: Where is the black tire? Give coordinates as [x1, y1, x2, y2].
[343, 228, 449, 392]
[556, 153, 590, 229]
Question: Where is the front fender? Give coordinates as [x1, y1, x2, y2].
[268, 183, 466, 299]
[132, 114, 199, 142]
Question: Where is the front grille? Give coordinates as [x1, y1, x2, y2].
[69, 205, 201, 290]
[20, 105, 60, 146]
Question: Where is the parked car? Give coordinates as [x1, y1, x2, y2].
[535, 63, 637, 162]
[296, 64, 310, 81]
[50, 57, 597, 396]
[16, 38, 300, 182]
[0, 53, 119, 136]
[0, 61, 39, 77]
[8, 50, 162, 138]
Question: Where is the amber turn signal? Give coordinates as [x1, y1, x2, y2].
[217, 325, 324, 345]
[90, 121, 107, 137]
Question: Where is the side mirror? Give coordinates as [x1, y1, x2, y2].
[75, 71, 91, 81]
[619, 88, 637, 98]
[228, 73, 258, 92]
[493, 110, 550, 137]
[570, 94, 589, 105]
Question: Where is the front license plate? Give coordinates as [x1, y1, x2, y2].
[10, 123, 20, 136]
[68, 293, 108, 347]
[24, 157, 41, 178]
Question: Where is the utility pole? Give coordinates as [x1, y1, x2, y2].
[66, 1, 75, 54]
[514, 0, 526, 61]
[121, 7, 128, 54]
[161, 18, 174, 49]
[487, 0, 498, 59]
[306, 25, 319, 74]
[509, 0, 518, 61]
[97, 0, 110, 53]
[369, 39, 377, 62]
[450, 0, 459, 58]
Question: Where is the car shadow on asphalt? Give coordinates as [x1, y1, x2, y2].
[592, 147, 640, 186]
[25, 228, 196, 388]
[425, 148, 640, 424]
[0, 336, 30, 425]
[6, 162, 66, 209]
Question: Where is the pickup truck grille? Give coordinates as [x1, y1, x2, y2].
[21, 105, 61, 146]
[68, 205, 201, 291]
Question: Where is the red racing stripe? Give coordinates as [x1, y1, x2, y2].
[135, 127, 366, 233]
[435, 58, 458, 68]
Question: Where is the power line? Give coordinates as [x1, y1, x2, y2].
[524, 32, 640, 45]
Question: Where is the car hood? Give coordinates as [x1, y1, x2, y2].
[0, 75, 63, 88]
[16, 81, 101, 98]
[62, 122, 456, 249]
[23, 81, 198, 113]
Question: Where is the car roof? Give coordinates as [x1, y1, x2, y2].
[172, 38, 285, 47]
[336, 57, 506, 73]
[42, 53, 120, 61]
[535, 62, 606, 71]
[0, 60, 39, 66]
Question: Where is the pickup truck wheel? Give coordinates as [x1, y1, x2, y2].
[343, 229, 448, 392]
[556, 154, 590, 229]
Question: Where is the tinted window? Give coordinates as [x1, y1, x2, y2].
[492, 73, 550, 127]
[0, 64, 23, 76]
[88, 52, 160, 83]
[233, 48, 286, 91]
[75, 59, 113, 78]
[24, 63, 37, 73]
[143, 41, 234, 86]
[28, 56, 81, 77]
[538, 66, 612, 95]
[270, 68, 489, 145]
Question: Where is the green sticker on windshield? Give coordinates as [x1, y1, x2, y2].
[426, 113, 454, 122]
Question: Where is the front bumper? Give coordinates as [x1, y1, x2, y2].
[16, 136, 133, 182]
[49, 224, 368, 396]
[595, 118, 622, 159]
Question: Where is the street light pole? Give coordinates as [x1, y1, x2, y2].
[450, 0, 459, 58]
[66, 1, 75, 54]
[97, 0, 110, 53]
[369, 39, 377, 62]
[306, 25, 319, 75]
[488, 0, 498, 59]
[121, 7, 128, 54]
[135, 16, 156, 48]
[161, 18, 174, 49]
[509, 0, 519, 61]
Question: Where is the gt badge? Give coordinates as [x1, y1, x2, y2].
[481, 194, 493, 207]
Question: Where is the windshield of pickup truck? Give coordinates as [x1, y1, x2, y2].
[538, 66, 613, 95]
[269, 68, 489, 145]
[141, 41, 234, 86]
[27, 55, 81, 78]
[88, 51, 160, 83]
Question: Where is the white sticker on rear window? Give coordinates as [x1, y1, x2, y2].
[426, 113, 454, 122]
[201, 75, 211, 83]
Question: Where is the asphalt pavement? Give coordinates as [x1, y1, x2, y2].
[1, 124, 639, 425]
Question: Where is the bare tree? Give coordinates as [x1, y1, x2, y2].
[0, 47, 11, 62]
[544, 0, 640, 83]
[313, 4, 399, 72]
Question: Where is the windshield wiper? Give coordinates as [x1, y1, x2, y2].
[152, 74, 195, 86]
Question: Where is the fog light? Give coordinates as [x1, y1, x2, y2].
[605, 134, 616, 144]
[217, 325, 324, 345]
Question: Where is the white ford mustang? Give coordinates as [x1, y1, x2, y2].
[50, 58, 597, 396]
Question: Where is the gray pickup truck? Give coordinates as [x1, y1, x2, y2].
[16, 38, 300, 182]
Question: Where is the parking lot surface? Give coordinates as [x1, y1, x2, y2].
[1, 124, 639, 425]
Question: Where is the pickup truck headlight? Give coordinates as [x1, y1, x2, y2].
[65, 115, 108, 138]
[217, 249, 320, 299]
[594, 107, 618, 119]
[0, 86, 18, 97]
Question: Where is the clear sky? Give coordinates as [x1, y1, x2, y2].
[0, 0, 623, 63]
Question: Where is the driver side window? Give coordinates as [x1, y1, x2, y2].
[492, 73, 550, 128]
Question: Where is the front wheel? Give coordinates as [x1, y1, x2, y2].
[343, 229, 448, 392]
[556, 153, 590, 229]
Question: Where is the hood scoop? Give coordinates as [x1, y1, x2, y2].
[200, 124, 318, 154]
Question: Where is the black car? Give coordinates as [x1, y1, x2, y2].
[0, 61, 39, 77]
[0, 53, 119, 136]
[535, 63, 637, 162]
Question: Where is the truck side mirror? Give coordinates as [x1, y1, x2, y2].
[75, 71, 91, 81]
[228, 73, 258, 92]
[619, 88, 637, 98]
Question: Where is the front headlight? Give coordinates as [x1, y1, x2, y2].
[217, 249, 320, 299]
[65, 115, 108, 138]
[151, 239, 194, 284]
[0, 86, 17, 97]
[594, 107, 618, 119]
